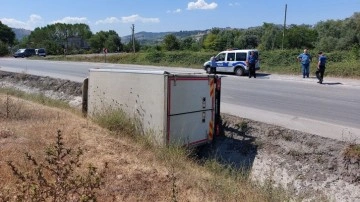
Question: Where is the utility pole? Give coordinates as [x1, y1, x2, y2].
[282, 4, 287, 50]
[131, 24, 135, 53]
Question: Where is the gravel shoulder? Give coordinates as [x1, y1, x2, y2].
[1, 70, 359, 201]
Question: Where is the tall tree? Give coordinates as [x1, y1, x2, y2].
[104, 31, 122, 52]
[203, 33, 218, 50]
[89, 30, 122, 53]
[162, 34, 180, 51]
[285, 24, 318, 49]
[240, 29, 261, 49]
[259, 23, 282, 50]
[214, 30, 235, 50]
[27, 23, 93, 54]
[0, 21, 15, 45]
[89, 31, 107, 52]
[180, 37, 195, 50]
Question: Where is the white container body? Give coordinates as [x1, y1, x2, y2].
[87, 69, 216, 147]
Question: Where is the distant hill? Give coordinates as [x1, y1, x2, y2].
[121, 30, 210, 45]
[10, 27, 209, 45]
[12, 28, 31, 40]
[10, 27, 214, 45]
[10, 26, 209, 45]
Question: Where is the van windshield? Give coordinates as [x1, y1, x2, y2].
[216, 53, 226, 61]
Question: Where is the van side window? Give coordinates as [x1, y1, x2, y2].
[236, 53, 247, 61]
[227, 53, 235, 61]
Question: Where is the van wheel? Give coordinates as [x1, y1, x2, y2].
[235, 67, 244, 76]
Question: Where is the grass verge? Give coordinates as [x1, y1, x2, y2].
[0, 91, 294, 201]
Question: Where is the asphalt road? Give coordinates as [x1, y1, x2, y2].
[1, 57, 359, 142]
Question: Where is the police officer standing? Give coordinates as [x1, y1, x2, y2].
[210, 55, 217, 74]
[316, 51, 327, 84]
[247, 51, 257, 78]
[297, 49, 312, 78]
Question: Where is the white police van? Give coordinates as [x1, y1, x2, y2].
[203, 49, 260, 76]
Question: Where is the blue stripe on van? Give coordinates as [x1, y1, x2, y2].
[232, 62, 246, 66]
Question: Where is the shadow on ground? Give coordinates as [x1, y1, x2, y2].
[213, 72, 271, 78]
[195, 120, 258, 171]
[322, 82, 342, 85]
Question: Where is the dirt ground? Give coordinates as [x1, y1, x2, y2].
[1, 70, 359, 201]
[202, 114, 360, 201]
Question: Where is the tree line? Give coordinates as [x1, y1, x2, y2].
[0, 12, 359, 56]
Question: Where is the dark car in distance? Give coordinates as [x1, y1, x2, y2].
[13, 48, 36, 58]
[36, 48, 46, 57]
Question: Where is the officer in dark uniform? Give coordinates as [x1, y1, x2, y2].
[316, 51, 327, 84]
[247, 51, 257, 78]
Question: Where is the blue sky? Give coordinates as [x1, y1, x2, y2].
[0, 0, 359, 37]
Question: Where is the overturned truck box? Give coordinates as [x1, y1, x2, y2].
[83, 69, 221, 147]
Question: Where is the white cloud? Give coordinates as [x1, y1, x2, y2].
[166, 9, 182, 14]
[0, 14, 43, 30]
[96, 15, 159, 24]
[229, 2, 240, 7]
[187, 0, 217, 10]
[95, 17, 120, 25]
[51, 17, 88, 24]
[1, 15, 89, 30]
[0, 18, 27, 29]
[174, 9, 182, 13]
[29, 14, 42, 23]
[121, 14, 159, 23]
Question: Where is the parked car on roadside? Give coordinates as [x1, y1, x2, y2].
[35, 48, 46, 57]
[13, 48, 36, 58]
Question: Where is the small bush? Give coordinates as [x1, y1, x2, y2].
[145, 50, 165, 63]
[235, 121, 249, 135]
[0, 93, 23, 120]
[5, 130, 108, 201]
[343, 144, 360, 160]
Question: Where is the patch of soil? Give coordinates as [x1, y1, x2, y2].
[198, 115, 360, 201]
[1, 70, 359, 201]
[0, 70, 83, 108]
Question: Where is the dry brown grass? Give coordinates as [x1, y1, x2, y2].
[343, 144, 360, 160]
[0, 94, 286, 202]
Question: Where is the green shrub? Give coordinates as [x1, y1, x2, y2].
[145, 50, 165, 63]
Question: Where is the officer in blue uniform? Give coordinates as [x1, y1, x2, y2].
[247, 51, 257, 78]
[297, 49, 312, 78]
